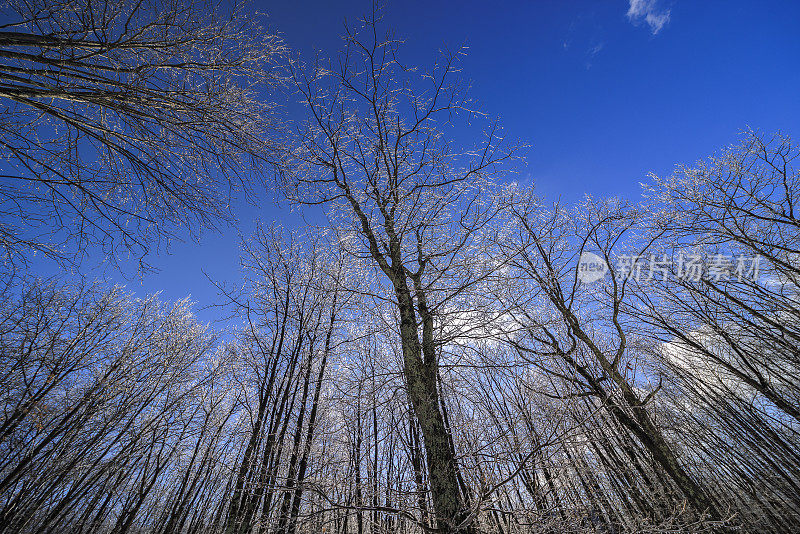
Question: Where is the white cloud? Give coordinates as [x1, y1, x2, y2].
[627, 0, 671, 35]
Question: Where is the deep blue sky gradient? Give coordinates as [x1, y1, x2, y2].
[38, 0, 800, 324]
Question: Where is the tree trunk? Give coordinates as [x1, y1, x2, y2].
[397, 288, 472, 534]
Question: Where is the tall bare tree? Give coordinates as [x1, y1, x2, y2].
[281, 11, 518, 533]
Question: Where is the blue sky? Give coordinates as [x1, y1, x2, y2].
[44, 0, 800, 323]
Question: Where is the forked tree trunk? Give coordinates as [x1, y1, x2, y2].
[397, 290, 473, 534]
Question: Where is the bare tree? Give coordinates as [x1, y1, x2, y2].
[637, 129, 800, 423]
[209, 226, 346, 534]
[0, 0, 284, 273]
[495, 192, 728, 527]
[280, 9, 519, 532]
[0, 281, 220, 534]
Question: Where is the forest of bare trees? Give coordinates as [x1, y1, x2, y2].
[1, 1, 798, 533]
